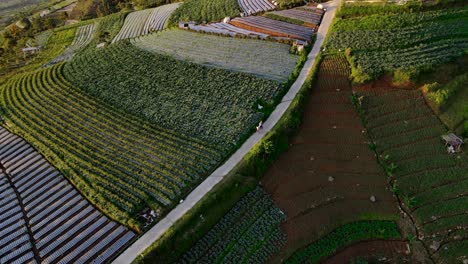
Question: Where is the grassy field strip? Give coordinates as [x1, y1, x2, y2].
[112, 3, 180, 43]
[133, 29, 298, 81]
[112, 0, 338, 262]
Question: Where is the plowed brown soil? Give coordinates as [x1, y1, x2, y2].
[322, 240, 410, 264]
[262, 56, 398, 261]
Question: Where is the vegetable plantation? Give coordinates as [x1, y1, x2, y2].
[64, 42, 283, 149]
[356, 88, 468, 263]
[132, 29, 298, 81]
[326, 6, 468, 83]
[112, 3, 181, 43]
[0, 64, 225, 231]
[287, 221, 401, 263]
[168, 0, 241, 25]
[179, 187, 287, 263]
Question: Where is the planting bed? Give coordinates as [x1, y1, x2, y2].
[230, 16, 314, 41]
[322, 240, 409, 264]
[0, 127, 135, 263]
[267, 8, 323, 27]
[0, 63, 224, 230]
[178, 187, 286, 263]
[112, 3, 180, 43]
[355, 83, 468, 263]
[238, 0, 276, 15]
[133, 29, 298, 81]
[262, 56, 397, 261]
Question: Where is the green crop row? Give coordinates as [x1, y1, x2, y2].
[287, 221, 401, 263]
[64, 41, 282, 150]
[424, 73, 468, 111]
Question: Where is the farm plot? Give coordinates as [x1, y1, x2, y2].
[0, 63, 224, 231]
[112, 3, 180, 43]
[230, 16, 314, 41]
[238, 0, 276, 16]
[262, 56, 397, 262]
[47, 23, 98, 65]
[64, 42, 282, 149]
[178, 187, 286, 263]
[266, 8, 324, 28]
[325, 6, 468, 83]
[133, 29, 298, 81]
[0, 127, 135, 263]
[355, 86, 468, 263]
[168, 0, 240, 25]
[183, 22, 270, 39]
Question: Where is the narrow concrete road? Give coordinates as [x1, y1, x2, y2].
[113, 1, 339, 263]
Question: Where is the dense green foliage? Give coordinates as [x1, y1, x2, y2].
[168, 0, 240, 25]
[357, 89, 468, 263]
[64, 42, 282, 149]
[287, 221, 401, 263]
[424, 73, 468, 110]
[179, 187, 286, 263]
[327, 6, 468, 83]
[0, 64, 224, 231]
[133, 29, 298, 81]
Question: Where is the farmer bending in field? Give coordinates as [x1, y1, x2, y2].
[447, 144, 455, 154]
[256, 121, 264, 132]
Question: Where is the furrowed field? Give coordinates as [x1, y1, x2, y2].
[325, 5, 468, 83]
[133, 29, 298, 81]
[64, 42, 283, 149]
[355, 86, 468, 263]
[0, 64, 226, 230]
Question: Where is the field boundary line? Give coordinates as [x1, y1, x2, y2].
[112, 1, 339, 263]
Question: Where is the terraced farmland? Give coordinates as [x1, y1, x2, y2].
[0, 127, 135, 263]
[262, 56, 397, 261]
[238, 0, 276, 15]
[112, 3, 181, 43]
[326, 6, 468, 83]
[355, 86, 468, 263]
[179, 187, 286, 263]
[64, 42, 282, 147]
[0, 63, 224, 230]
[133, 29, 298, 81]
[47, 23, 98, 65]
[230, 16, 315, 41]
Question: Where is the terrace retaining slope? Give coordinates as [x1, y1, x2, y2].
[112, 0, 339, 262]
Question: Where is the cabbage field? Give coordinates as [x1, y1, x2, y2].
[326, 6, 468, 83]
[179, 187, 287, 263]
[64, 42, 283, 150]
